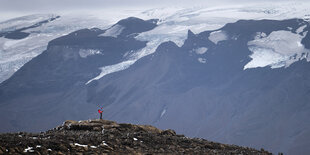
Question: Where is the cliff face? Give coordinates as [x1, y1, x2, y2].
[0, 119, 270, 154]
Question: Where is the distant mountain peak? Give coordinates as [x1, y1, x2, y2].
[187, 29, 196, 39]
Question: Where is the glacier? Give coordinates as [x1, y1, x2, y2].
[0, 14, 58, 32]
[245, 28, 310, 69]
[98, 24, 124, 38]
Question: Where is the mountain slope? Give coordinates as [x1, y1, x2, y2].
[0, 17, 158, 132]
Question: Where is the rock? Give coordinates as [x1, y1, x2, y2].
[125, 146, 134, 151]
[57, 151, 65, 155]
[59, 144, 67, 151]
[93, 127, 101, 131]
[69, 143, 76, 148]
[161, 129, 176, 136]
[159, 148, 165, 152]
[63, 120, 77, 130]
[0, 146, 4, 152]
[138, 125, 162, 134]
[9, 148, 15, 153]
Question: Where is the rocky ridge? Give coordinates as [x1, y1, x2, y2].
[0, 119, 271, 154]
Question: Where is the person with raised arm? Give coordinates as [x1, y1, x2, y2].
[98, 108, 103, 120]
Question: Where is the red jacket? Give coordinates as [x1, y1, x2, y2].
[98, 109, 103, 114]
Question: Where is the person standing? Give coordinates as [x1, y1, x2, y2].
[98, 108, 103, 120]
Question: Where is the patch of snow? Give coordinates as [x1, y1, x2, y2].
[254, 32, 267, 40]
[208, 30, 228, 44]
[102, 141, 108, 146]
[36, 145, 41, 148]
[99, 24, 124, 38]
[296, 24, 307, 34]
[123, 50, 134, 58]
[23, 147, 34, 153]
[102, 126, 105, 134]
[32, 137, 38, 139]
[198, 58, 207, 63]
[133, 138, 138, 141]
[86, 60, 136, 84]
[90, 146, 97, 148]
[244, 30, 310, 69]
[160, 109, 166, 118]
[193, 47, 208, 55]
[18, 135, 22, 137]
[79, 49, 102, 58]
[74, 143, 88, 148]
[47, 149, 52, 151]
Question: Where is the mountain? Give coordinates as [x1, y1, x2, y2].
[0, 14, 113, 84]
[1, 7, 310, 155]
[2, 2, 310, 84]
[0, 16, 158, 132]
[84, 18, 310, 155]
[0, 119, 271, 154]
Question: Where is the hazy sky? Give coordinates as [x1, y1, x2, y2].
[1, 0, 304, 11]
[0, 0, 306, 21]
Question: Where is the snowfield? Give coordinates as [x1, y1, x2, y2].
[99, 24, 124, 38]
[0, 14, 58, 32]
[245, 29, 310, 69]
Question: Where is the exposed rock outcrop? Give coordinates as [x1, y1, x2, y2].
[0, 119, 271, 154]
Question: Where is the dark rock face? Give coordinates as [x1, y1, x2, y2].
[0, 119, 271, 154]
[0, 17, 309, 154]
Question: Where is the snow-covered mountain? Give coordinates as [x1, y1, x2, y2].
[1, 2, 310, 155]
[1, 2, 310, 84]
[0, 14, 118, 83]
